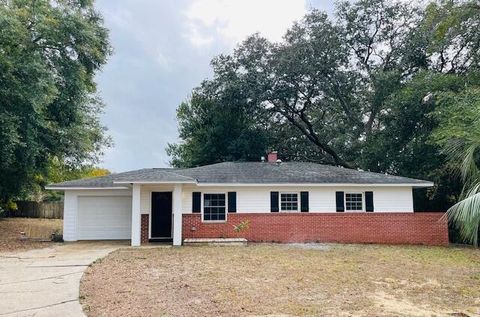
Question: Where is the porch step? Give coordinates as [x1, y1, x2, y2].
[149, 238, 173, 243]
[183, 238, 247, 246]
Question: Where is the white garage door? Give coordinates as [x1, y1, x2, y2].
[77, 196, 132, 240]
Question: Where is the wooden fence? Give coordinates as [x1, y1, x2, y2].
[13, 201, 64, 219]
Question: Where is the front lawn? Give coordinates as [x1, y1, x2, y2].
[80, 244, 480, 316]
[0, 218, 62, 252]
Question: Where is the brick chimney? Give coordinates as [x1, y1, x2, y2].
[267, 151, 278, 163]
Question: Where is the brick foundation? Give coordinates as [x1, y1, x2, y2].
[182, 212, 449, 246]
[141, 214, 149, 244]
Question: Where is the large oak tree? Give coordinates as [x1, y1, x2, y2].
[169, 0, 480, 211]
[0, 0, 111, 207]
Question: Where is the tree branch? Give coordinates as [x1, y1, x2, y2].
[272, 99, 351, 168]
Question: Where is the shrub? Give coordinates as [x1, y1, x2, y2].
[233, 220, 250, 233]
[51, 230, 64, 242]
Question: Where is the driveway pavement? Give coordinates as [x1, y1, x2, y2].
[0, 242, 126, 317]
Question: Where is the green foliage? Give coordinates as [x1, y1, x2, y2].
[167, 90, 269, 167]
[433, 87, 480, 155]
[0, 0, 111, 205]
[34, 157, 111, 201]
[169, 0, 480, 214]
[361, 72, 468, 209]
[422, 0, 480, 73]
[446, 187, 480, 246]
[44, 157, 111, 185]
[433, 87, 480, 245]
[233, 220, 250, 233]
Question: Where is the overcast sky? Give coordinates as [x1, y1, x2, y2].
[95, 0, 336, 172]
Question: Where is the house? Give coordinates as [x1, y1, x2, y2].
[46, 152, 449, 246]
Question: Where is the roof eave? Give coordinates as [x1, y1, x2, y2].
[411, 182, 435, 188]
[45, 186, 130, 190]
[195, 182, 434, 187]
[113, 180, 197, 184]
[45, 181, 434, 190]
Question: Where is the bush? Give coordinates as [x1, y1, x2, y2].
[51, 230, 64, 242]
[7, 201, 17, 212]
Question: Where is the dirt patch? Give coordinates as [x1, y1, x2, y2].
[0, 218, 62, 252]
[80, 244, 480, 316]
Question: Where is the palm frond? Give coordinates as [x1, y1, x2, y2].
[445, 185, 480, 246]
[436, 87, 480, 246]
[461, 144, 480, 185]
[443, 139, 480, 185]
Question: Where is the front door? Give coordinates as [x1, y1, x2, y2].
[151, 192, 173, 239]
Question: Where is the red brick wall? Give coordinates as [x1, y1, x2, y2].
[141, 214, 149, 244]
[182, 212, 449, 246]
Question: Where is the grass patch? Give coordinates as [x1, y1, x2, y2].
[80, 243, 480, 316]
[0, 218, 62, 252]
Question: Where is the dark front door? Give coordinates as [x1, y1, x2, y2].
[151, 192, 173, 238]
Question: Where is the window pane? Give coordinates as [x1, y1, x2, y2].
[203, 194, 226, 221]
[280, 193, 298, 211]
[346, 193, 363, 211]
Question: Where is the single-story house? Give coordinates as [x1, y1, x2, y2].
[46, 152, 449, 246]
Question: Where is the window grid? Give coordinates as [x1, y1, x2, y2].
[345, 193, 363, 211]
[280, 193, 298, 211]
[203, 193, 226, 221]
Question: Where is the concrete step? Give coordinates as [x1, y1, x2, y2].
[183, 238, 247, 246]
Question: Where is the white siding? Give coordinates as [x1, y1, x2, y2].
[181, 185, 414, 213]
[63, 191, 77, 241]
[371, 187, 413, 211]
[140, 185, 178, 215]
[62, 189, 132, 241]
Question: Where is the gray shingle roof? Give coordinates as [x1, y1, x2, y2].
[46, 162, 432, 189]
[176, 162, 431, 185]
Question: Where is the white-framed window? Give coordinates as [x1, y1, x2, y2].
[280, 193, 299, 211]
[345, 192, 364, 211]
[203, 193, 226, 221]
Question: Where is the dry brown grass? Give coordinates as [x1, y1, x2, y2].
[0, 217, 62, 252]
[80, 244, 480, 317]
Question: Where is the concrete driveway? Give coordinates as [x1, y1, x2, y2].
[0, 242, 126, 317]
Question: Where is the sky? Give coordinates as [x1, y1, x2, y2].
[95, 0, 336, 172]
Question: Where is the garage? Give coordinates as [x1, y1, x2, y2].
[77, 196, 132, 240]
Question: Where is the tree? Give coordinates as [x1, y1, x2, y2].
[33, 157, 110, 201]
[167, 87, 269, 167]
[433, 87, 480, 245]
[169, 0, 480, 213]
[360, 72, 467, 210]
[360, 0, 480, 210]
[0, 0, 111, 206]
[169, 1, 424, 168]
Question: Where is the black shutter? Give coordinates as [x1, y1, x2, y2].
[300, 191, 309, 212]
[192, 192, 201, 213]
[336, 191, 344, 212]
[365, 191, 374, 212]
[228, 192, 237, 213]
[270, 192, 279, 212]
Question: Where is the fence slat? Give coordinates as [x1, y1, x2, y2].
[13, 201, 64, 219]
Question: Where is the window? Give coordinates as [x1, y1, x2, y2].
[280, 193, 298, 211]
[203, 193, 226, 221]
[345, 193, 363, 211]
